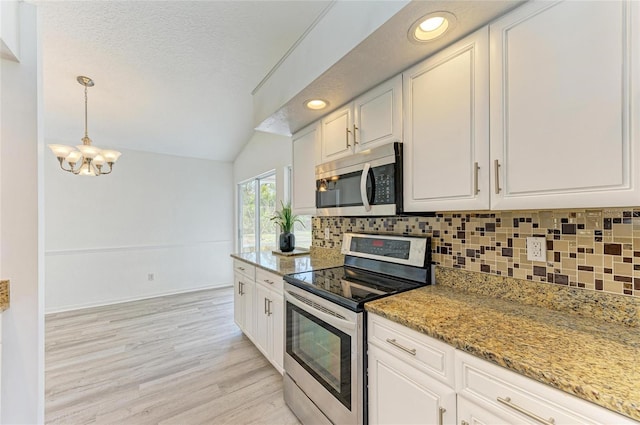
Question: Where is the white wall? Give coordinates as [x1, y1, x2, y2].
[233, 131, 292, 251]
[45, 149, 234, 313]
[0, 3, 44, 423]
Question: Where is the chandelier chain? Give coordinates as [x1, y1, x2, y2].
[84, 84, 88, 140]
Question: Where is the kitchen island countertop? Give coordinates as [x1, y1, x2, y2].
[366, 268, 640, 421]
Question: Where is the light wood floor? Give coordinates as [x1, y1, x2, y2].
[45, 287, 300, 425]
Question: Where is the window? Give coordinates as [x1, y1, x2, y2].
[238, 171, 277, 253]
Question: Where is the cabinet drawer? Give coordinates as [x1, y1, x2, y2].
[255, 268, 283, 295]
[233, 259, 255, 280]
[368, 314, 455, 387]
[456, 350, 635, 425]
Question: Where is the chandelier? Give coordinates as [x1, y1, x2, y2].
[48, 76, 122, 176]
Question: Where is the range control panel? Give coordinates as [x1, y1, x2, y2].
[341, 233, 429, 268]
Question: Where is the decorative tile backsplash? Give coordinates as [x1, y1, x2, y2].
[312, 208, 640, 297]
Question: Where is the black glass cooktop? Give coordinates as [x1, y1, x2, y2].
[283, 266, 425, 312]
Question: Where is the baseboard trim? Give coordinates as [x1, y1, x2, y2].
[45, 283, 233, 315]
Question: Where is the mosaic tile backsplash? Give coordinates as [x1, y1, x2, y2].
[312, 208, 640, 297]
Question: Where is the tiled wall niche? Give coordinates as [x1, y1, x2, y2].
[312, 208, 640, 297]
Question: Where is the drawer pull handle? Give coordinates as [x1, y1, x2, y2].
[461, 421, 470, 425]
[385, 338, 416, 356]
[438, 407, 446, 425]
[238, 266, 245, 271]
[474, 162, 480, 195]
[264, 279, 274, 285]
[497, 397, 555, 425]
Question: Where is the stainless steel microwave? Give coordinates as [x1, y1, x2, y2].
[315, 143, 403, 216]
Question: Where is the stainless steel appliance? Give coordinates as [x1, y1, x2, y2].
[315, 143, 402, 216]
[283, 233, 432, 425]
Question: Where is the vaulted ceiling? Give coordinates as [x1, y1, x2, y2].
[39, 0, 330, 161]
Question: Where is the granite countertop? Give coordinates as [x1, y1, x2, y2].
[231, 246, 344, 276]
[366, 269, 640, 421]
[0, 280, 9, 311]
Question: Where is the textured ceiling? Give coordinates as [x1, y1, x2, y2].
[256, 0, 524, 135]
[38, 0, 330, 161]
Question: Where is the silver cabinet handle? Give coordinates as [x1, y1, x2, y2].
[239, 281, 244, 296]
[438, 407, 446, 425]
[264, 297, 268, 315]
[385, 338, 416, 356]
[494, 159, 501, 194]
[353, 124, 359, 145]
[237, 266, 245, 271]
[346, 127, 352, 148]
[474, 162, 480, 195]
[267, 299, 273, 316]
[263, 279, 274, 285]
[461, 421, 470, 425]
[497, 397, 555, 425]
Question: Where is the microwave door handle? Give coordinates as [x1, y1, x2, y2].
[360, 162, 372, 212]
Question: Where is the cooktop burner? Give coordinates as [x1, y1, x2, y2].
[284, 266, 425, 312]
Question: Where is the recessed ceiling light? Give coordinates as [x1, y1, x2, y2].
[305, 99, 328, 110]
[409, 12, 456, 43]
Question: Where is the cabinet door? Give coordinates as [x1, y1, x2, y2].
[254, 283, 270, 357]
[354, 75, 402, 152]
[368, 345, 456, 425]
[321, 104, 353, 162]
[490, 0, 640, 209]
[270, 292, 284, 374]
[233, 275, 245, 331]
[292, 122, 319, 215]
[403, 27, 490, 212]
[242, 280, 255, 341]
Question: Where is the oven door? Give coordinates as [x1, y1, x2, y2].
[284, 284, 363, 425]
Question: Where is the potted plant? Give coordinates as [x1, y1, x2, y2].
[271, 201, 304, 252]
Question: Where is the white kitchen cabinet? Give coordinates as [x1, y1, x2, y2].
[233, 271, 255, 341]
[489, 0, 640, 209]
[291, 122, 320, 215]
[403, 27, 490, 212]
[321, 104, 353, 162]
[457, 395, 523, 425]
[254, 269, 284, 374]
[321, 76, 402, 163]
[368, 314, 456, 425]
[456, 350, 636, 425]
[353, 74, 402, 152]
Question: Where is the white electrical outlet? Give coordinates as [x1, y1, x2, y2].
[324, 228, 330, 240]
[147, 273, 155, 281]
[526, 237, 547, 262]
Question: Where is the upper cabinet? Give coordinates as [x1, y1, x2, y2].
[291, 122, 320, 216]
[320, 75, 402, 163]
[490, 0, 640, 210]
[403, 28, 490, 212]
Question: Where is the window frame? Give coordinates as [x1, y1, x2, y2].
[237, 170, 277, 253]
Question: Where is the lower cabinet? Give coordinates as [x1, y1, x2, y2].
[368, 345, 456, 425]
[368, 313, 636, 425]
[368, 314, 456, 425]
[252, 269, 285, 374]
[233, 260, 256, 341]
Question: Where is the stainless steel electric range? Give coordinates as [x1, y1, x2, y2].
[283, 233, 432, 425]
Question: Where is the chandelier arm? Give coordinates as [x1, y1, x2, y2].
[98, 162, 114, 175]
[58, 158, 77, 173]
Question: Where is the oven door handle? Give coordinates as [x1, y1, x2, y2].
[285, 291, 356, 333]
[360, 162, 372, 212]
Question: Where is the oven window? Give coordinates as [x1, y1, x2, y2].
[286, 301, 351, 410]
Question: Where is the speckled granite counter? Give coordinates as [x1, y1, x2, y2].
[231, 246, 344, 276]
[366, 267, 640, 421]
[0, 280, 8, 311]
